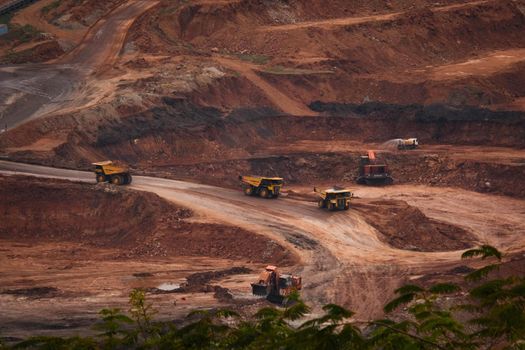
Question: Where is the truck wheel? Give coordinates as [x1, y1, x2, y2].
[244, 186, 253, 196]
[259, 188, 269, 198]
[318, 199, 325, 208]
[96, 175, 105, 183]
[111, 175, 123, 185]
[126, 174, 132, 185]
[328, 203, 335, 211]
[344, 203, 350, 210]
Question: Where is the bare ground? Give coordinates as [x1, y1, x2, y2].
[0, 0, 525, 339]
[1, 163, 524, 334]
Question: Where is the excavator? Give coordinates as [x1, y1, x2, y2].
[251, 265, 302, 305]
[92, 161, 132, 185]
[356, 150, 393, 185]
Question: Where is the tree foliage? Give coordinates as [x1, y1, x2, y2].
[3, 246, 524, 349]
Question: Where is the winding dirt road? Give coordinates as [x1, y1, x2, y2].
[0, 0, 159, 129]
[2, 160, 525, 317]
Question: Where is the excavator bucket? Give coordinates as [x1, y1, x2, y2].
[251, 283, 268, 296]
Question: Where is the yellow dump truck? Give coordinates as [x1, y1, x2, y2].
[314, 187, 352, 210]
[93, 161, 132, 185]
[397, 138, 419, 150]
[239, 175, 283, 198]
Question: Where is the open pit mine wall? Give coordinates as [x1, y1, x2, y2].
[0, 0, 38, 16]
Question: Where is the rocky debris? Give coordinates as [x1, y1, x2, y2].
[181, 267, 252, 292]
[147, 267, 250, 301]
[124, 57, 150, 69]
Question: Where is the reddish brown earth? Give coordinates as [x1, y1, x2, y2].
[352, 199, 476, 251]
[127, 0, 525, 111]
[1, 0, 525, 338]
[2, 163, 525, 333]
[0, 175, 296, 264]
[0, 175, 296, 337]
[0, 0, 127, 62]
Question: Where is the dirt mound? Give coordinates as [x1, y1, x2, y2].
[0, 175, 297, 265]
[0, 40, 65, 64]
[353, 199, 477, 251]
[148, 267, 251, 302]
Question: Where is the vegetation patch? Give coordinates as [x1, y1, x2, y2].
[0, 24, 41, 45]
[3, 246, 524, 349]
[233, 53, 271, 65]
[263, 65, 334, 75]
[41, 0, 62, 14]
[0, 13, 13, 25]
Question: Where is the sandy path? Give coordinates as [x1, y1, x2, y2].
[258, 0, 488, 32]
[429, 48, 525, 81]
[58, 0, 159, 68]
[0, 0, 159, 130]
[214, 57, 317, 116]
[2, 161, 525, 316]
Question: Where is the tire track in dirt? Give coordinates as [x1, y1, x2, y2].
[2, 161, 525, 316]
[0, 0, 160, 129]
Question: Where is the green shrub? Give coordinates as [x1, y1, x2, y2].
[5, 245, 525, 349]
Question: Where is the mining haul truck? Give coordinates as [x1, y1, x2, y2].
[356, 150, 393, 185]
[251, 265, 302, 305]
[239, 175, 283, 198]
[93, 161, 132, 185]
[314, 186, 352, 210]
[397, 138, 419, 150]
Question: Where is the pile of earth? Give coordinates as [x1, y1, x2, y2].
[149, 267, 252, 302]
[0, 175, 297, 265]
[0, 41, 64, 64]
[353, 199, 477, 251]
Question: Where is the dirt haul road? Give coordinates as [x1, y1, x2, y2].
[2, 160, 525, 317]
[0, 0, 158, 130]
